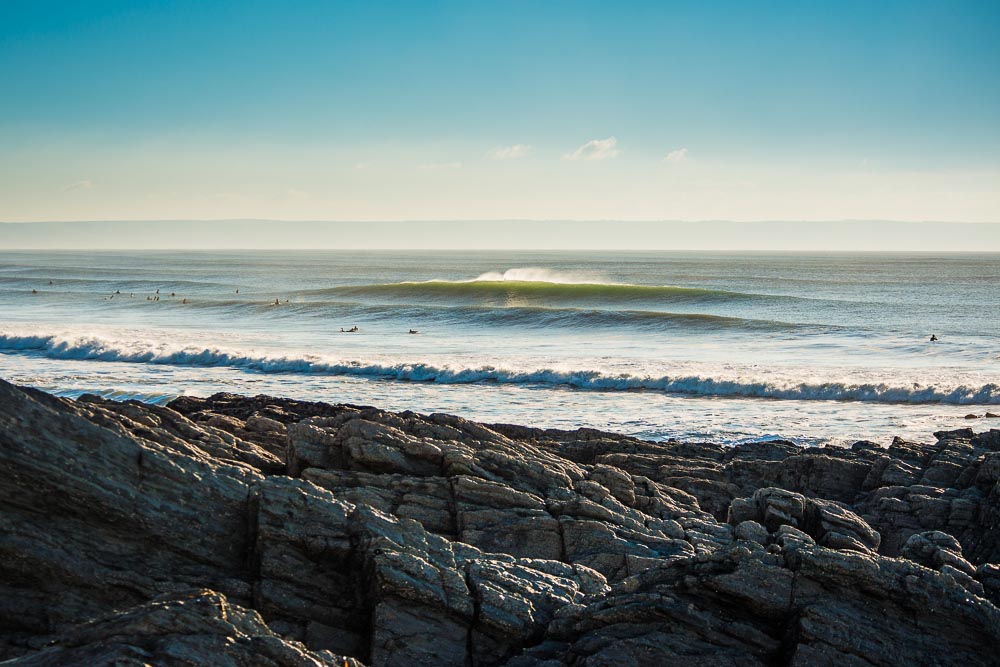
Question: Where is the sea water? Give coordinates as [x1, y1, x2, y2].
[1, 250, 997, 446]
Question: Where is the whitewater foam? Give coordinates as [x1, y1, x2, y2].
[2, 332, 996, 405]
[4, 250, 998, 445]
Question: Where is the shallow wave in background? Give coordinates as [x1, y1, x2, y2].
[302, 280, 766, 307]
[2, 291, 811, 332]
[197, 300, 807, 332]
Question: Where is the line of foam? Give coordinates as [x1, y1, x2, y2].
[1, 333, 996, 405]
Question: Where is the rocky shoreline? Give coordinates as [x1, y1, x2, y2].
[1, 377, 998, 666]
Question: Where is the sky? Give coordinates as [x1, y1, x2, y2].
[1, 0, 998, 223]
[3, 221, 999, 251]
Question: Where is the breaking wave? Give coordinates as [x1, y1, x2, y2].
[1, 333, 996, 405]
[469, 267, 607, 283]
[304, 280, 765, 307]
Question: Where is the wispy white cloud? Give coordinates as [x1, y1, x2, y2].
[488, 144, 532, 160]
[61, 179, 93, 192]
[565, 137, 620, 161]
[418, 161, 463, 170]
[663, 147, 688, 163]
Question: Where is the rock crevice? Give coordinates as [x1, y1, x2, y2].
[1, 381, 999, 666]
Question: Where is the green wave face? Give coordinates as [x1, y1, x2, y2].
[323, 280, 749, 308]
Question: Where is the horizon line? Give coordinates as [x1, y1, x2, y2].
[3, 247, 999, 254]
[3, 218, 1000, 225]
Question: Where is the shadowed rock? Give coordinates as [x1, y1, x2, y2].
[1, 379, 999, 666]
[1, 589, 347, 667]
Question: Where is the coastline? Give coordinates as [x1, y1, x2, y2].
[1, 378, 999, 665]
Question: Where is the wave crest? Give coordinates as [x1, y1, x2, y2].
[471, 267, 606, 284]
[1, 333, 996, 405]
[309, 280, 750, 307]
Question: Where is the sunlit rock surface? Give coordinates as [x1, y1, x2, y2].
[1, 379, 999, 666]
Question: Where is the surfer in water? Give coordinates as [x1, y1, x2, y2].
[408, 329, 419, 334]
[929, 334, 938, 342]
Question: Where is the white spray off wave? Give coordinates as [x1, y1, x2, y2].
[471, 267, 608, 284]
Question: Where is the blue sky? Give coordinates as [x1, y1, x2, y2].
[1, 0, 998, 221]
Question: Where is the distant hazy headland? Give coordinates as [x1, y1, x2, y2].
[1, 220, 998, 251]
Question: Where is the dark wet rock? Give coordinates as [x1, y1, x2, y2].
[0, 589, 345, 667]
[901, 530, 977, 576]
[0, 382, 261, 656]
[935, 427, 977, 441]
[851, 439, 881, 452]
[729, 487, 880, 553]
[978, 563, 1000, 605]
[510, 545, 1000, 667]
[974, 428, 1000, 450]
[281, 408, 712, 580]
[77, 392, 285, 473]
[734, 520, 769, 544]
[2, 379, 1000, 667]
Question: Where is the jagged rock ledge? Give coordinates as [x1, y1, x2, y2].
[1, 379, 999, 666]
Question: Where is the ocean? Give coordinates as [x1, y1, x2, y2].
[1, 250, 997, 446]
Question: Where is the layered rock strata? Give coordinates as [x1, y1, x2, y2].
[1, 380, 998, 666]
